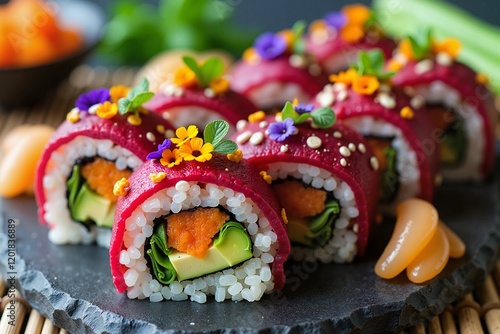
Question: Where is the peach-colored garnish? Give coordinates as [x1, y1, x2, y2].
[440, 221, 466, 258]
[375, 199, 438, 279]
[406, 225, 450, 284]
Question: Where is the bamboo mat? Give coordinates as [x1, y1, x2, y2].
[0, 65, 500, 333]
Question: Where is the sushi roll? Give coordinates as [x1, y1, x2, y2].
[233, 104, 380, 263]
[305, 4, 396, 74]
[313, 50, 440, 213]
[389, 32, 497, 182]
[145, 55, 256, 134]
[230, 22, 328, 112]
[110, 121, 290, 303]
[34, 79, 174, 247]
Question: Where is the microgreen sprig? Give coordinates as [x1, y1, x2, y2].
[203, 120, 238, 154]
[407, 29, 433, 59]
[291, 20, 306, 54]
[118, 78, 154, 115]
[351, 49, 395, 81]
[281, 101, 336, 129]
[182, 56, 224, 87]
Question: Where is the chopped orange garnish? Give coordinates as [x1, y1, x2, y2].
[173, 65, 197, 87]
[342, 4, 371, 25]
[400, 106, 415, 120]
[340, 23, 365, 43]
[432, 38, 461, 58]
[227, 149, 243, 163]
[82, 158, 132, 201]
[329, 68, 358, 86]
[272, 180, 327, 218]
[248, 111, 266, 123]
[352, 75, 380, 95]
[476, 73, 490, 85]
[166, 208, 229, 258]
[260, 171, 272, 184]
[113, 178, 130, 197]
[398, 39, 416, 61]
[209, 77, 229, 95]
[243, 47, 260, 65]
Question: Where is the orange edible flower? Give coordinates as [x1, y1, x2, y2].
[227, 149, 243, 163]
[248, 111, 266, 123]
[178, 138, 213, 162]
[160, 149, 182, 168]
[329, 68, 358, 86]
[173, 65, 197, 87]
[352, 75, 380, 95]
[96, 101, 118, 119]
[277, 29, 294, 52]
[209, 77, 229, 95]
[171, 125, 199, 147]
[340, 23, 365, 43]
[110, 85, 130, 103]
[398, 39, 416, 61]
[387, 59, 404, 72]
[476, 73, 490, 85]
[432, 38, 461, 59]
[342, 4, 371, 25]
[243, 47, 260, 65]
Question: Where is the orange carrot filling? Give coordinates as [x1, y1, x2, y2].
[166, 208, 229, 258]
[272, 180, 327, 219]
[80, 158, 132, 202]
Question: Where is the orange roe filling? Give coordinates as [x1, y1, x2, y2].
[166, 208, 229, 258]
[81, 158, 132, 202]
[272, 180, 327, 219]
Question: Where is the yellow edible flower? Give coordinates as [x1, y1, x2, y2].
[432, 38, 461, 59]
[476, 73, 490, 85]
[110, 85, 130, 103]
[149, 172, 167, 183]
[248, 111, 266, 123]
[173, 65, 197, 88]
[160, 149, 182, 168]
[329, 68, 358, 86]
[171, 125, 199, 147]
[96, 101, 118, 119]
[260, 171, 272, 185]
[209, 78, 230, 95]
[178, 137, 213, 162]
[400, 106, 414, 120]
[113, 178, 130, 197]
[227, 149, 243, 163]
[352, 75, 380, 95]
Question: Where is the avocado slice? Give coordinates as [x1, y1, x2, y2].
[71, 183, 115, 228]
[167, 222, 253, 281]
[287, 218, 313, 246]
[441, 118, 466, 167]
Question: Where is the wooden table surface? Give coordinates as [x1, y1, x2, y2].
[1, 65, 500, 334]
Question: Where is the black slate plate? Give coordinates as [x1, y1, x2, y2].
[1, 178, 500, 333]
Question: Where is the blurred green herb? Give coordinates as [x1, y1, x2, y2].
[98, 0, 259, 65]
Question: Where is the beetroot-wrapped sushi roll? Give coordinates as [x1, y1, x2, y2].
[35, 79, 174, 247]
[305, 4, 396, 74]
[110, 121, 290, 303]
[313, 51, 440, 213]
[230, 23, 328, 111]
[145, 56, 256, 134]
[233, 105, 379, 263]
[389, 32, 497, 182]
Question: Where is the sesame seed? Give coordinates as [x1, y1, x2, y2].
[236, 120, 248, 132]
[306, 135, 322, 149]
[339, 146, 351, 157]
[436, 52, 453, 66]
[435, 173, 443, 186]
[259, 121, 268, 128]
[370, 156, 379, 171]
[275, 114, 283, 122]
[404, 86, 416, 97]
[162, 112, 171, 120]
[410, 95, 425, 109]
[348, 143, 356, 152]
[280, 145, 289, 153]
[197, 166, 200, 169]
[415, 59, 433, 75]
[337, 89, 348, 102]
[225, 168, 229, 172]
[146, 132, 156, 142]
[156, 125, 165, 133]
[249, 132, 264, 145]
[377, 93, 396, 109]
[333, 83, 347, 91]
[204, 88, 215, 98]
[378, 84, 391, 93]
[353, 224, 359, 233]
[316, 91, 334, 107]
[358, 143, 366, 153]
[289, 54, 307, 68]
[236, 131, 252, 144]
[333, 131, 342, 138]
[340, 158, 347, 167]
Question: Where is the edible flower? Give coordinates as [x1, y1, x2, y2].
[147, 139, 172, 160]
[75, 88, 110, 112]
[171, 125, 199, 147]
[340, 24, 365, 43]
[110, 85, 130, 103]
[268, 118, 296, 142]
[160, 149, 183, 168]
[173, 65, 197, 88]
[324, 11, 347, 31]
[352, 75, 380, 95]
[432, 38, 461, 59]
[292, 98, 314, 114]
[209, 77, 230, 95]
[113, 178, 130, 197]
[96, 101, 118, 119]
[254, 32, 287, 60]
[342, 4, 371, 25]
[329, 68, 358, 86]
[179, 137, 214, 162]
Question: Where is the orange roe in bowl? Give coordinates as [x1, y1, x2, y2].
[0, 0, 83, 68]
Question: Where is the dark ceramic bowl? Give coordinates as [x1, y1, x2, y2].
[0, 1, 106, 109]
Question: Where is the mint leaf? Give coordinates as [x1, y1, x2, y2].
[182, 56, 203, 80]
[291, 20, 306, 41]
[204, 120, 229, 146]
[128, 78, 149, 100]
[199, 57, 224, 86]
[281, 101, 297, 121]
[118, 98, 132, 115]
[213, 140, 237, 154]
[367, 49, 384, 73]
[131, 91, 154, 109]
[311, 107, 336, 128]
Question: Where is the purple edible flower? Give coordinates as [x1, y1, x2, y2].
[293, 103, 314, 114]
[75, 88, 110, 112]
[254, 32, 287, 60]
[324, 12, 347, 31]
[268, 118, 296, 142]
[146, 139, 172, 160]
